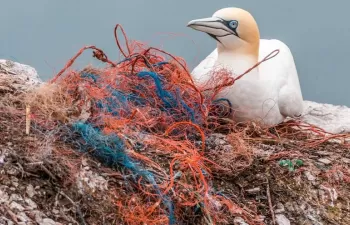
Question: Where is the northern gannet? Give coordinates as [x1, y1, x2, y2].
[187, 7, 304, 126]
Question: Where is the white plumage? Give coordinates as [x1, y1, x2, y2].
[188, 8, 304, 126]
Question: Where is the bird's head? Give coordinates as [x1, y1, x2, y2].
[187, 7, 260, 57]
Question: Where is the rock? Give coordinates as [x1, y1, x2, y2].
[299, 201, 307, 210]
[320, 185, 338, 206]
[341, 158, 350, 164]
[246, 187, 260, 194]
[26, 184, 36, 198]
[9, 193, 23, 202]
[316, 151, 332, 156]
[307, 214, 323, 225]
[222, 145, 233, 151]
[275, 202, 285, 214]
[11, 180, 19, 188]
[0, 189, 9, 204]
[276, 214, 291, 225]
[16, 212, 32, 222]
[309, 189, 319, 200]
[76, 166, 108, 194]
[318, 189, 326, 203]
[304, 171, 316, 181]
[215, 138, 226, 145]
[301, 100, 350, 134]
[332, 170, 344, 182]
[0, 150, 6, 165]
[6, 166, 20, 175]
[318, 158, 332, 165]
[0, 216, 14, 225]
[233, 217, 249, 225]
[9, 201, 25, 212]
[52, 209, 60, 215]
[24, 198, 38, 210]
[292, 201, 302, 214]
[40, 218, 57, 225]
[0, 59, 42, 88]
[18, 222, 28, 225]
[284, 202, 295, 212]
[33, 210, 46, 223]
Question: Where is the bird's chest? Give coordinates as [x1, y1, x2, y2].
[216, 80, 282, 123]
[215, 54, 257, 77]
[222, 80, 277, 105]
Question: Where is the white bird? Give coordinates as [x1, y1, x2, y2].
[187, 7, 304, 126]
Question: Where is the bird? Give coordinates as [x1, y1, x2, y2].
[187, 7, 304, 126]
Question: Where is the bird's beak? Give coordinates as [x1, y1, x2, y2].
[187, 17, 232, 37]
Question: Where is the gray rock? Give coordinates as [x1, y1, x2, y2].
[52, 209, 60, 215]
[0, 189, 9, 204]
[233, 217, 249, 225]
[0, 59, 42, 87]
[275, 202, 285, 213]
[1, 216, 15, 225]
[318, 189, 326, 203]
[284, 202, 295, 212]
[6, 166, 20, 175]
[301, 100, 350, 134]
[9, 201, 25, 212]
[300, 201, 307, 210]
[276, 214, 291, 225]
[304, 171, 316, 181]
[16, 212, 32, 222]
[318, 158, 332, 165]
[40, 218, 57, 225]
[33, 210, 46, 223]
[246, 187, 260, 194]
[222, 145, 233, 151]
[341, 158, 350, 164]
[307, 214, 323, 225]
[18, 222, 28, 225]
[25, 198, 38, 210]
[11, 180, 19, 188]
[26, 184, 36, 198]
[317, 151, 332, 156]
[9, 193, 23, 202]
[0, 150, 6, 165]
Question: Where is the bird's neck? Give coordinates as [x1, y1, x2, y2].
[216, 47, 259, 77]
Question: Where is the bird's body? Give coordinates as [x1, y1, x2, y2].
[188, 8, 304, 126]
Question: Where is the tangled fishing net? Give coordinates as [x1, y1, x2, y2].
[21, 24, 261, 225]
[7, 24, 350, 225]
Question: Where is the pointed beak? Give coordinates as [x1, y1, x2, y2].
[187, 17, 222, 27]
[187, 17, 233, 37]
[187, 17, 223, 31]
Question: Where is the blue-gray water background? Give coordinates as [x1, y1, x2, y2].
[1, 0, 349, 106]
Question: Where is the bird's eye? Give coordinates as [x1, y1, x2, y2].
[229, 20, 238, 29]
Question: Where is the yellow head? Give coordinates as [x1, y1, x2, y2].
[188, 7, 260, 59]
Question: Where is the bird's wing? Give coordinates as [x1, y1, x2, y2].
[191, 49, 218, 85]
[259, 39, 304, 117]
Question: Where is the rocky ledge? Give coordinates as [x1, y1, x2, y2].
[1, 60, 350, 225]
